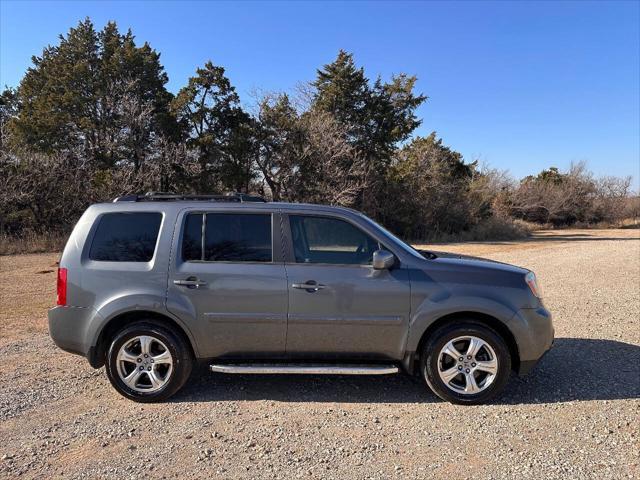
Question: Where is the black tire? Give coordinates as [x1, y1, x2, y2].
[420, 320, 511, 405]
[105, 321, 193, 402]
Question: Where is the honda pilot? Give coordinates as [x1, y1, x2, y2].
[48, 193, 554, 405]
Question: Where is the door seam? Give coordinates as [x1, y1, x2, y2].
[279, 210, 291, 353]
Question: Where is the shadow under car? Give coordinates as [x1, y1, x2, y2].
[172, 337, 640, 405]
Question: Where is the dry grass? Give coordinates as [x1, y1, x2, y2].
[0, 231, 68, 256]
[511, 217, 640, 231]
[423, 217, 533, 243]
[415, 227, 640, 256]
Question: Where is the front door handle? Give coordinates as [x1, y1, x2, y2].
[292, 280, 326, 293]
[173, 277, 207, 288]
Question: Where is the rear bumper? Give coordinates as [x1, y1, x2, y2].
[512, 306, 554, 375]
[48, 305, 97, 361]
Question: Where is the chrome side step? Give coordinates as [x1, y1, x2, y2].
[209, 363, 399, 375]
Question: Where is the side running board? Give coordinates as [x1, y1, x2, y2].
[209, 364, 399, 375]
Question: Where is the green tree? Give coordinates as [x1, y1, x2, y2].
[383, 132, 475, 238]
[0, 87, 19, 150]
[171, 61, 254, 193]
[522, 167, 566, 185]
[312, 50, 426, 212]
[255, 93, 306, 200]
[313, 51, 370, 141]
[10, 18, 175, 168]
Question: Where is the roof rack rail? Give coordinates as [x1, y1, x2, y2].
[112, 192, 267, 203]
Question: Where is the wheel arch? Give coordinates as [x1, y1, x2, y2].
[90, 310, 197, 368]
[408, 311, 520, 375]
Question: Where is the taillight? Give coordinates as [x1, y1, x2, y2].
[57, 268, 67, 306]
[525, 271, 542, 298]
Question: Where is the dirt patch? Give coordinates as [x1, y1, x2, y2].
[416, 228, 640, 256]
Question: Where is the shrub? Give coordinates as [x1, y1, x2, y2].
[417, 216, 532, 244]
[380, 133, 477, 240]
[499, 162, 632, 226]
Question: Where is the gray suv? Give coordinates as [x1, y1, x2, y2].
[48, 193, 553, 405]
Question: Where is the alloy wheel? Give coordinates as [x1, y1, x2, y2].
[115, 335, 174, 393]
[437, 335, 499, 395]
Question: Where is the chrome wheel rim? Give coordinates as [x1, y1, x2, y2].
[437, 335, 498, 395]
[115, 335, 173, 393]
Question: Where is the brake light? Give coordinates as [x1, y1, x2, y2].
[525, 271, 542, 298]
[57, 268, 67, 306]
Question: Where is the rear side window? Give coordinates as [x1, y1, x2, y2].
[181, 213, 272, 262]
[89, 212, 162, 262]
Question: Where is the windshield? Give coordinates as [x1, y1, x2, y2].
[359, 214, 427, 260]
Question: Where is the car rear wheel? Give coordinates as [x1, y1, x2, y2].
[421, 321, 511, 405]
[105, 321, 193, 402]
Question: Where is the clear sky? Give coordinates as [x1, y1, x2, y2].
[1, 0, 639, 189]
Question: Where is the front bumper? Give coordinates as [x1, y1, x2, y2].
[519, 340, 553, 375]
[512, 306, 554, 375]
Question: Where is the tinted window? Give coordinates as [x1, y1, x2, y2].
[89, 212, 162, 262]
[203, 214, 272, 262]
[289, 216, 379, 265]
[182, 213, 203, 261]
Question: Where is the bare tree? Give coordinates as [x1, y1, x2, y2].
[117, 82, 156, 171]
[0, 150, 93, 233]
[504, 161, 631, 225]
[254, 93, 368, 205]
[299, 110, 368, 206]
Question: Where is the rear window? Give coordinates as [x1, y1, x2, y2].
[182, 213, 272, 262]
[89, 212, 162, 262]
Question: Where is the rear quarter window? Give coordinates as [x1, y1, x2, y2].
[89, 212, 162, 262]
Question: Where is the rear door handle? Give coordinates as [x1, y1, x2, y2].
[292, 281, 326, 292]
[173, 277, 207, 288]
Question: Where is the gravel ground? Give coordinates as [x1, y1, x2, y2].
[0, 229, 638, 479]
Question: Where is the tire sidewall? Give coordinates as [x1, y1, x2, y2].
[422, 322, 511, 405]
[105, 322, 189, 402]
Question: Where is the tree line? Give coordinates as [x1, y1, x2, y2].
[0, 19, 635, 247]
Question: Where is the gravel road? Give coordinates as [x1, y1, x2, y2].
[0, 229, 638, 479]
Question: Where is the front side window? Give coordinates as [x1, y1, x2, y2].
[181, 213, 272, 262]
[89, 212, 162, 262]
[289, 215, 380, 265]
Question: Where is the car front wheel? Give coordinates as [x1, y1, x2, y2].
[105, 321, 193, 402]
[421, 321, 511, 405]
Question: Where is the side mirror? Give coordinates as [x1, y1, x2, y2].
[372, 250, 395, 270]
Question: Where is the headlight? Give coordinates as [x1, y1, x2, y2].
[525, 271, 542, 298]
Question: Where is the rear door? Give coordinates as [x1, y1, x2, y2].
[167, 209, 288, 358]
[283, 213, 411, 360]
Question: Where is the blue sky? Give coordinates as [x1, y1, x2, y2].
[1, 0, 639, 189]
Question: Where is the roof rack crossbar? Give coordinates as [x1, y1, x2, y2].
[113, 192, 267, 203]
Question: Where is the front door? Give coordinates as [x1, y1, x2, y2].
[167, 210, 288, 358]
[283, 214, 411, 360]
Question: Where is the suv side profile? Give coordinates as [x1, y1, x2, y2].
[48, 193, 554, 405]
